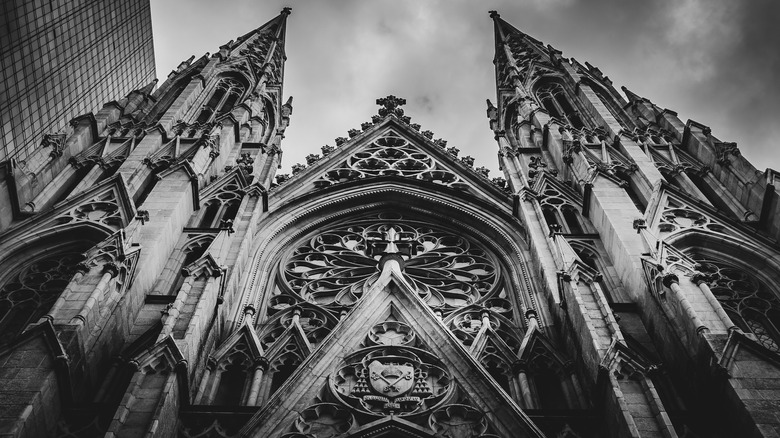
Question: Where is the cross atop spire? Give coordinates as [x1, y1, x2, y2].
[376, 95, 407, 118]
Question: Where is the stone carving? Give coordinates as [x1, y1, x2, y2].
[429, 404, 494, 438]
[281, 404, 355, 438]
[41, 133, 67, 159]
[314, 131, 469, 190]
[692, 260, 780, 352]
[376, 95, 406, 118]
[332, 347, 450, 416]
[0, 251, 86, 342]
[282, 212, 500, 313]
[321, 145, 335, 156]
[657, 197, 728, 237]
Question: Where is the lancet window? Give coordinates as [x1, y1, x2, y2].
[534, 80, 584, 129]
[692, 258, 780, 352]
[195, 76, 247, 124]
[538, 187, 589, 234]
[193, 182, 245, 229]
[0, 250, 87, 343]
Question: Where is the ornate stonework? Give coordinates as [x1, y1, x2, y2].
[1, 7, 779, 438]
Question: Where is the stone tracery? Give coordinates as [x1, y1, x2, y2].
[280, 212, 501, 314]
[692, 259, 780, 352]
[0, 251, 86, 342]
[313, 131, 469, 190]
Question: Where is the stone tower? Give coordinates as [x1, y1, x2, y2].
[1, 7, 780, 438]
[486, 10, 780, 438]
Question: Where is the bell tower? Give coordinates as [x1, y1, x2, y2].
[489, 10, 780, 438]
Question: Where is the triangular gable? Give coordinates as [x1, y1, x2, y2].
[129, 335, 190, 407]
[199, 166, 248, 203]
[517, 323, 570, 373]
[533, 172, 584, 208]
[271, 114, 509, 203]
[0, 173, 135, 248]
[211, 323, 264, 363]
[645, 182, 771, 246]
[241, 258, 545, 437]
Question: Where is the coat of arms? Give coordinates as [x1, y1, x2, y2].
[333, 348, 451, 415]
[368, 360, 414, 397]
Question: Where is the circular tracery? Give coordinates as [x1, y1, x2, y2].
[282, 212, 501, 313]
[315, 132, 468, 189]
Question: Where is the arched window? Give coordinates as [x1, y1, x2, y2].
[195, 77, 247, 124]
[0, 249, 87, 343]
[534, 81, 584, 129]
[693, 259, 780, 352]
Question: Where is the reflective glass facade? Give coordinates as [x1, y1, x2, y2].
[0, 0, 155, 163]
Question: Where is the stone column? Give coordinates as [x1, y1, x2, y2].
[43, 264, 89, 321]
[513, 361, 536, 409]
[662, 273, 708, 336]
[71, 262, 120, 326]
[194, 358, 216, 405]
[691, 271, 738, 332]
[246, 358, 270, 406]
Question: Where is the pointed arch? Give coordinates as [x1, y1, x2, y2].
[517, 329, 584, 410]
[0, 221, 114, 343]
[194, 73, 250, 125]
[668, 229, 780, 352]
[532, 78, 584, 129]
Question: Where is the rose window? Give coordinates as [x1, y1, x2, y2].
[694, 260, 780, 352]
[282, 212, 501, 313]
[314, 132, 468, 189]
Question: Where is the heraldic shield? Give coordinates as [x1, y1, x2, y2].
[332, 347, 452, 416]
[368, 359, 414, 397]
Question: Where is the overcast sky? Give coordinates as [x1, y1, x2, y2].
[150, 0, 780, 177]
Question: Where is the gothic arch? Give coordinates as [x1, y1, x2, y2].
[667, 230, 780, 352]
[234, 180, 541, 331]
[192, 73, 251, 125]
[531, 77, 584, 129]
[0, 225, 110, 343]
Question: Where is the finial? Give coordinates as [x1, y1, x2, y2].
[489, 10, 500, 18]
[376, 95, 406, 118]
[281, 7, 292, 15]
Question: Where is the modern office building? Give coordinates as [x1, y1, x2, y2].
[1, 6, 780, 438]
[0, 0, 155, 163]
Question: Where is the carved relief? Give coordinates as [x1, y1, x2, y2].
[313, 132, 469, 190]
[332, 347, 451, 416]
[656, 197, 728, 237]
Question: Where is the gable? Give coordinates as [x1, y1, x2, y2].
[270, 115, 509, 203]
[241, 258, 544, 437]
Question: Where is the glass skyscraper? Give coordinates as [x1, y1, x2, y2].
[0, 0, 155, 163]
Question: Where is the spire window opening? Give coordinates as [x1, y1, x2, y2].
[535, 81, 584, 129]
[195, 77, 247, 124]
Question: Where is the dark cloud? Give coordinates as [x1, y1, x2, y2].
[151, 0, 779, 175]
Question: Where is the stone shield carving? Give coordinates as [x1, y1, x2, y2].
[331, 347, 451, 416]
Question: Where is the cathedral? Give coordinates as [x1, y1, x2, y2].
[1, 7, 780, 438]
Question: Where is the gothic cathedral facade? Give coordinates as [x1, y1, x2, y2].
[1, 8, 779, 438]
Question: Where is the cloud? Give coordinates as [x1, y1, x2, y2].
[151, 0, 779, 174]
